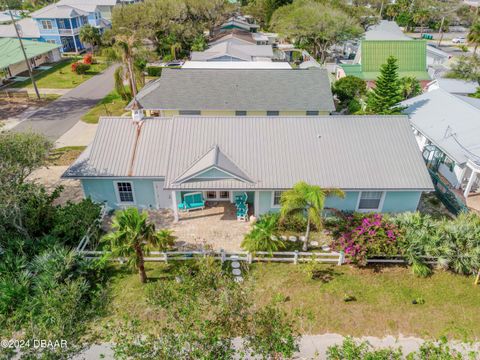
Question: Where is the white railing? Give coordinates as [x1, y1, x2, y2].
[79, 249, 345, 265]
[76, 205, 109, 252]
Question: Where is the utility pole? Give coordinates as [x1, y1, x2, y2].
[437, 16, 445, 47]
[6, 4, 40, 99]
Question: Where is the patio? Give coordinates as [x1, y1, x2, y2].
[148, 203, 253, 251]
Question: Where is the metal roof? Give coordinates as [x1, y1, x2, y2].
[190, 42, 274, 61]
[0, 18, 40, 38]
[64, 116, 433, 192]
[427, 78, 479, 94]
[32, 4, 89, 18]
[401, 88, 480, 165]
[182, 61, 291, 69]
[365, 21, 411, 41]
[0, 38, 60, 69]
[132, 68, 335, 112]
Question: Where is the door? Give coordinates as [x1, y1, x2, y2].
[154, 181, 171, 209]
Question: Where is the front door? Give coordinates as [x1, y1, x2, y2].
[154, 181, 170, 209]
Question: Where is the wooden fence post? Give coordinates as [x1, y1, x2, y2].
[163, 252, 168, 263]
[220, 249, 226, 264]
[337, 251, 345, 266]
[293, 250, 299, 265]
[247, 252, 253, 264]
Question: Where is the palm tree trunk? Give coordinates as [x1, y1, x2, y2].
[303, 217, 310, 251]
[126, 56, 137, 98]
[474, 44, 478, 57]
[135, 245, 147, 283]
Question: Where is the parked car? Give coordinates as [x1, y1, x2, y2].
[164, 61, 184, 67]
[452, 37, 466, 44]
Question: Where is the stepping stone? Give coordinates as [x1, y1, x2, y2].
[231, 261, 240, 269]
[322, 245, 331, 251]
[310, 241, 319, 246]
[234, 276, 244, 283]
[280, 235, 287, 241]
[288, 236, 297, 242]
[232, 268, 242, 276]
[299, 236, 306, 241]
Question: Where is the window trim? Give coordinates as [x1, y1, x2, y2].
[355, 191, 385, 212]
[203, 191, 231, 201]
[41, 20, 53, 30]
[114, 181, 136, 205]
[271, 190, 284, 208]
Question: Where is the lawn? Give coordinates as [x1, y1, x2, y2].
[11, 58, 108, 89]
[81, 90, 128, 124]
[47, 146, 86, 166]
[95, 262, 480, 342]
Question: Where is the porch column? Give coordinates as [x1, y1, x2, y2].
[463, 170, 478, 198]
[171, 190, 179, 222]
[254, 191, 260, 217]
[69, 18, 78, 53]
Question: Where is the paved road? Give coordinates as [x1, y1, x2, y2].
[12, 64, 118, 141]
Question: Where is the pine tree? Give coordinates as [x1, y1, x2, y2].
[366, 56, 404, 115]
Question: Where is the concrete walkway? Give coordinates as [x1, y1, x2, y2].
[12, 64, 118, 141]
[54, 121, 98, 148]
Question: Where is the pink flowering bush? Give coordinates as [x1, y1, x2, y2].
[328, 213, 403, 266]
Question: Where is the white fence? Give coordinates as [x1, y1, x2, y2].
[76, 205, 109, 252]
[79, 249, 345, 265]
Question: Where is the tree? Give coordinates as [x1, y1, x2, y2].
[399, 76, 422, 100]
[243, 0, 293, 27]
[366, 56, 404, 114]
[190, 34, 207, 52]
[413, 8, 430, 35]
[280, 182, 345, 251]
[332, 75, 367, 110]
[447, 55, 480, 85]
[103, 208, 166, 283]
[467, 21, 480, 56]
[241, 213, 285, 253]
[270, 0, 362, 63]
[79, 24, 101, 51]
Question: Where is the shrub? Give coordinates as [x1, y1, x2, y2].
[241, 213, 285, 253]
[83, 53, 93, 64]
[146, 66, 162, 77]
[327, 337, 402, 359]
[71, 62, 78, 72]
[74, 62, 91, 75]
[329, 213, 402, 265]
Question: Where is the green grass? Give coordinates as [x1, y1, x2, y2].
[47, 146, 86, 166]
[81, 90, 128, 124]
[11, 58, 108, 89]
[96, 262, 480, 341]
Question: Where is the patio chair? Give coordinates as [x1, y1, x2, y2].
[236, 204, 248, 221]
[178, 192, 205, 212]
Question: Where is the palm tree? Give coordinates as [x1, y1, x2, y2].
[280, 182, 345, 251]
[103, 208, 166, 283]
[413, 9, 429, 36]
[467, 21, 480, 56]
[79, 24, 101, 52]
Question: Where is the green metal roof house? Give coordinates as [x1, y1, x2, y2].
[0, 38, 61, 79]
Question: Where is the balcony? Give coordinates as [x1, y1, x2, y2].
[58, 27, 80, 36]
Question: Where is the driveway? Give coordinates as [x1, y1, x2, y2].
[12, 64, 119, 141]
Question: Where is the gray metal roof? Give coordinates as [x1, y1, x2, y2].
[429, 78, 479, 95]
[401, 88, 480, 165]
[64, 115, 433, 192]
[190, 42, 274, 61]
[365, 20, 411, 41]
[131, 68, 335, 112]
[32, 4, 89, 18]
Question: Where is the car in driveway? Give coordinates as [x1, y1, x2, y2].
[452, 37, 466, 44]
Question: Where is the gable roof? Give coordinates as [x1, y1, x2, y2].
[209, 29, 256, 46]
[427, 78, 478, 94]
[401, 88, 480, 165]
[31, 4, 89, 18]
[131, 68, 335, 112]
[365, 20, 411, 41]
[190, 42, 274, 62]
[0, 18, 40, 38]
[0, 38, 60, 69]
[174, 145, 253, 184]
[64, 116, 433, 192]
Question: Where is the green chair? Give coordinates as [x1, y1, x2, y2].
[178, 192, 205, 212]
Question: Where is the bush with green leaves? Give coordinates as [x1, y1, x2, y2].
[242, 213, 285, 253]
[146, 66, 162, 77]
[327, 337, 402, 359]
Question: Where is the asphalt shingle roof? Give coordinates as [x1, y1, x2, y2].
[132, 68, 335, 112]
[64, 116, 433, 192]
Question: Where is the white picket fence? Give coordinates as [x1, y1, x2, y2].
[79, 249, 345, 265]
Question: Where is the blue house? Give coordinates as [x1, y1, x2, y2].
[63, 114, 433, 221]
[31, 4, 107, 53]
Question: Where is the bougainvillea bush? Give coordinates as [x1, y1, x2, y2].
[328, 213, 403, 265]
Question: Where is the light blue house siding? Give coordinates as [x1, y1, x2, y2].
[35, 15, 89, 52]
[80, 179, 423, 214]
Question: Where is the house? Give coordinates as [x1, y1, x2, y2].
[0, 38, 61, 79]
[190, 42, 275, 62]
[401, 88, 480, 200]
[426, 78, 479, 96]
[130, 68, 335, 116]
[0, 18, 40, 40]
[62, 115, 433, 219]
[182, 61, 291, 69]
[337, 21, 430, 86]
[31, 3, 110, 52]
[56, 0, 117, 21]
[219, 15, 259, 33]
[209, 29, 258, 46]
[0, 10, 20, 24]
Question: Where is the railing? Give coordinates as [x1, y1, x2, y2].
[428, 169, 469, 215]
[76, 205, 109, 252]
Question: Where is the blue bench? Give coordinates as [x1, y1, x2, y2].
[178, 192, 205, 212]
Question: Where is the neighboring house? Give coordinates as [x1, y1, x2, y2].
[190, 42, 275, 62]
[337, 20, 430, 86]
[426, 78, 479, 96]
[401, 88, 480, 199]
[0, 38, 61, 79]
[209, 29, 258, 46]
[426, 45, 450, 66]
[62, 115, 433, 219]
[56, 0, 117, 21]
[129, 68, 335, 116]
[0, 11, 21, 24]
[182, 61, 291, 69]
[0, 18, 40, 40]
[219, 15, 259, 33]
[31, 3, 110, 52]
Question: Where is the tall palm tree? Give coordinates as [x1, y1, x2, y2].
[413, 9, 429, 36]
[103, 208, 164, 283]
[467, 21, 480, 56]
[280, 182, 345, 251]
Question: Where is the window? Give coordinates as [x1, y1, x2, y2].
[272, 191, 283, 207]
[442, 157, 455, 172]
[150, 110, 160, 117]
[179, 110, 201, 115]
[116, 182, 134, 203]
[41, 20, 53, 30]
[235, 110, 247, 116]
[358, 191, 383, 211]
[306, 110, 319, 116]
[219, 191, 229, 199]
[266, 111, 279, 116]
[206, 191, 216, 199]
[46, 40, 56, 44]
